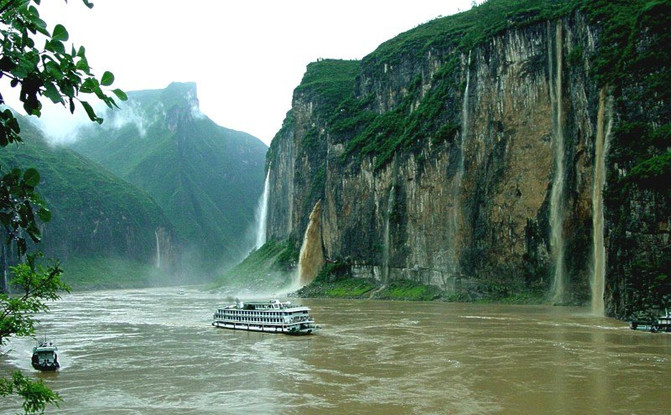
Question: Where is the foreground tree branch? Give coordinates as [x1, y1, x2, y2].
[0, 1, 125, 413]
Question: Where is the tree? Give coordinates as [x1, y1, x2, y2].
[0, 0, 125, 413]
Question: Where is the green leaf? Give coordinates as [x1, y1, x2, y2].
[81, 100, 97, 121]
[34, 17, 49, 36]
[100, 71, 114, 86]
[43, 82, 63, 104]
[112, 88, 128, 101]
[76, 56, 90, 72]
[23, 168, 41, 188]
[82, 0, 94, 9]
[81, 101, 103, 124]
[46, 39, 66, 55]
[0, 56, 16, 72]
[52, 24, 69, 42]
[44, 60, 63, 80]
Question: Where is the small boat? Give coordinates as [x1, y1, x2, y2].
[212, 299, 318, 335]
[31, 338, 60, 371]
[630, 309, 671, 333]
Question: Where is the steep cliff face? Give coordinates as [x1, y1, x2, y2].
[267, 1, 670, 317]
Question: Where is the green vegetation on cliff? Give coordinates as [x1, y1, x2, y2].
[294, 261, 541, 303]
[210, 240, 298, 293]
[286, 0, 668, 174]
[294, 60, 360, 109]
[367, 0, 577, 67]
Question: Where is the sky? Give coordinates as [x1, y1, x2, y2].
[24, 0, 476, 146]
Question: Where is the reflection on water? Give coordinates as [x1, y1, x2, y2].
[1, 288, 670, 414]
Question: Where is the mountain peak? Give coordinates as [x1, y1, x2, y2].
[163, 82, 199, 112]
[125, 82, 200, 114]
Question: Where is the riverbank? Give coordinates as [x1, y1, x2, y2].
[293, 263, 547, 305]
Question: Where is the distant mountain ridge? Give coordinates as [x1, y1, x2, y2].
[70, 82, 268, 276]
[0, 116, 177, 288]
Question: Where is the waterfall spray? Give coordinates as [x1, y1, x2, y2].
[154, 230, 161, 269]
[591, 88, 613, 316]
[383, 186, 396, 283]
[448, 50, 471, 276]
[549, 21, 567, 304]
[297, 200, 324, 287]
[254, 169, 271, 249]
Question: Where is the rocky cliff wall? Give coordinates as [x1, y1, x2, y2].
[267, 4, 670, 317]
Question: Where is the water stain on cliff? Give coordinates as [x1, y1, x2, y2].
[298, 200, 325, 287]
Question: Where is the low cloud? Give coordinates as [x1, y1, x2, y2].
[33, 99, 156, 145]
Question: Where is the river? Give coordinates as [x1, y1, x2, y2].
[1, 288, 670, 414]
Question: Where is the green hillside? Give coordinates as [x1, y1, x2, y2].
[70, 82, 268, 275]
[0, 115, 176, 288]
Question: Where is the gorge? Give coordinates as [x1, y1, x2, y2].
[261, 0, 670, 319]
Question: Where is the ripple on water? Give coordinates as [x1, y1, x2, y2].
[2, 291, 670, 415]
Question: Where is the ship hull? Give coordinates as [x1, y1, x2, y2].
[212, 321, 316, 335]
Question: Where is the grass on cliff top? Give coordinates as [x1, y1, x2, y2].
[366, 0, 578, 68]
[294, 59, 360, 109]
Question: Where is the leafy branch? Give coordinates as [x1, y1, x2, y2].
[0, 0, 127, 145]
[0, 1, 123, 413]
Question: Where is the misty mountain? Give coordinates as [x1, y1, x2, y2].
[0, 115, 177, 288]
[69, 82, 268, 275]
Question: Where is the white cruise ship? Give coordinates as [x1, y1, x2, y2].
[212, 299, 318, 335]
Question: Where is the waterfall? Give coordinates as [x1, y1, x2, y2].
[1, 244, 7, 294]
[154, 230, 161, 269]
[297, 200, 324, 287]
[549, 21, 567, 304]
[254, 169, 271, 249]
[591, 88, 613, 316]
[383, 186, 395, 283]
[447, 50, 471, 277]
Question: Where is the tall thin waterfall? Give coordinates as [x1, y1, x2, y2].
[297, 200, 324, 287]
[154, 230, 161, 269]
[448, 50, 471, 276]
[591, 88, 613, 316]
[383, 185, 395, 283]
[549, 21, 567, 303]
[254, 169, 271, 249]
[1, 244, 7, 293]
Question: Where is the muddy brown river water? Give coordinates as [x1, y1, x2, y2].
[1, 288, 670, 414]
